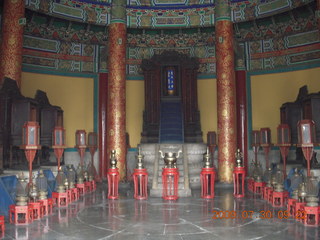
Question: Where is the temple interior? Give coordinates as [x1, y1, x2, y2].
[0, 0, 320, 239]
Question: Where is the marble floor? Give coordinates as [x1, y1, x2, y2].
[1, 183, 319, 240]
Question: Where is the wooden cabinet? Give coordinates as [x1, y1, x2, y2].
[35, 90, 63, 147]
[280, 102, 302, 144]
[11, 98, 39, 146]
[0, 78, 25, 169]
[0, 78, 64, 169]
[302, 93, 320, 143]
[279, 86, 319, 166]
[35, 90, 64, 164]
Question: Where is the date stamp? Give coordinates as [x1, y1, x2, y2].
[212, 210, 306, 220]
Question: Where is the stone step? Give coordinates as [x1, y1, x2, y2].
[138, 143, 207, 197]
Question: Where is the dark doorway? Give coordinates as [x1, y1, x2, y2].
[141, 51, 203, 143]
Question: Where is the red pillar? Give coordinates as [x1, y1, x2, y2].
[215, 0, 237, 183]
[236, 70, 248, 172]
[106, 0, 127, 181]
[0, 0, 25, 86]
[99, 73, 108, 180]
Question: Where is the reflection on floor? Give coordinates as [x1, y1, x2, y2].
[2, 184, 319, 240]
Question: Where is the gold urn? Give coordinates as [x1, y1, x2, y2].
[16, 195, 29, 206]
[159, 150, 182, 168]
[15, 172, 29, 206]
[292, 189, 299, 200]
[38, 190, 47, 200]
[298, 182, 307, 203]
[56, 167, 67, 193]
[64, 178, 69, 190]
[253, 162, 263, 183]
[29, 183, 39, 202]
[136, 147, 145, 169]
[67, 166, 76, 189]
[56, 185, 66, 193]
[264, 168, 273, 187]
[203, 147, 213, 168]
[77, 165, 84, 184]
[274, 183, 284, 192]
[235, 149, 243, 167]
[305, 176, 319, 207]
[83, 171, 89, 182]
[36, 169, 48, 200]
[110, 150, 118, 169]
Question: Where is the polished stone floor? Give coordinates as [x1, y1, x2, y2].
[2, 183, 319, 240]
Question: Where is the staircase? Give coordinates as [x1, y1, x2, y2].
[159, 101, 183, 143]
[139, 143, 207, 198]
[151, 144, 191, 197]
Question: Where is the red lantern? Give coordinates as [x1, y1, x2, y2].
[276, 124, 291, 178]
[20, 121, 41, 184]
[200, 168, 215, 199]
[52, 126, 66, 170]
[234, 168, 246, 198]
[133, 148, 148, 200]
[233, 149, 245, 198]
[107, 150, 119, 199]
[297, 120, 316, 177]
[133, 169, 148, 200]
[251, 130, 260, 164]
[75, 130, 87, 167]
[107, 169, 119, 200]
[88, 132, 101, 183]
[162, 168, 179, 201]
[200, 148, 215, 199]
[260, 128, 272, 169]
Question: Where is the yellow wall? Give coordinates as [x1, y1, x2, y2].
[21, 72, 94, 148]
[251, 67, 320, 142]
[126, 80, 144, 147]
[198, 78, 217, 142]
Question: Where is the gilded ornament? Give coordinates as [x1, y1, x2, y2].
[109, 129, 114, 136]
[8, 36, 16, 46]
[115, 147, 121, 156]
[222, 146, 228, 155]
[222, 109, 228, 117]
[115, 110, 122, 119]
